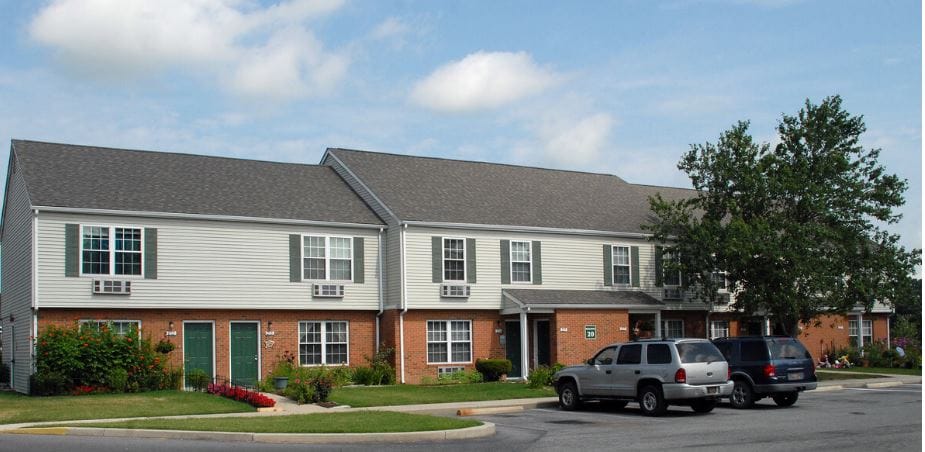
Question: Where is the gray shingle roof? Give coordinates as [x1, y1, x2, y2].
[329, 148, 690, 233]
[503, 289, 664, 307]
[11, 140, 383, 225]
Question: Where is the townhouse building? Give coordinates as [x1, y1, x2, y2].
[1, 140, 892, 392]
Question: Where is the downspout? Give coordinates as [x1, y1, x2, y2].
[520, 308, 529, 380]
[858, 312, 864, 355]
[31, 209, 39, 374]
[398, 223, 409, 383]
[375, 227, 384, 351]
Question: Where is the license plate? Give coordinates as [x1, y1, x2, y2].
[788, 372, 804, 381]
[707, 386, 719, 394]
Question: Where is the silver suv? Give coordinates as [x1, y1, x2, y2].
[553, 338, 734, 416]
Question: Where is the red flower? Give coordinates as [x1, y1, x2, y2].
[82, 342, 89, 347]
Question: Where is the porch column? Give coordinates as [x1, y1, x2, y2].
[520, 310, 529, 379]
[764, 316, 771, 335]
[858, 312, 864, 351]
[654, 311, 662, 338]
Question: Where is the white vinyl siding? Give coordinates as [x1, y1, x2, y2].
[510, 240, 532, 283]
[427, 320, 471, 363]
[36, 212, 380, 310]
[299, 321, 349, 365]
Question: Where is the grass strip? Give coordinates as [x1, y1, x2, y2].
[68, 411, 480, 434]
[815, 371, 886, 381]
[818, 366, 921, 376]
[330, 382, 555, 408]
[0, 390, 252, 425]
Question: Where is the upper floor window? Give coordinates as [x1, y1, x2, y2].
[663, 251, 681, 286]
[510, 241, 532, 283]
[712, 271, 729, 292]
[612, 245, 631, 285]
[81, 226, 142, 276]
[443, 238, 466, 281]
[303, 236, 352, 281]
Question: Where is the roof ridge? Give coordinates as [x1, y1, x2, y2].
[13, 139, 325, 170]
[328, 147, 628, 182]
[630, 182, 695, 191]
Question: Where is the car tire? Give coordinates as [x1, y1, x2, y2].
[558, 381, 582, 411]
[772, 392, 799, 407]
[690, 399, 717, 413]
[730, 380, 755, 409]
[638, 385, 668, 417]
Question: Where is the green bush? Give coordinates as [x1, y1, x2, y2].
[352, 347, 396, 385]
[436, 370, 484, 384]
[108, 368, 129, 393]
[476, 358, 512, 382]
[527, 363, 564, 388]
[186, 369, 210, 392]
[284, 378, 315, 404]
[30, 371, 70, 396]
[162, 367, 184, 391]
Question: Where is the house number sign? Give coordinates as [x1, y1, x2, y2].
[585, 325, 597, 340]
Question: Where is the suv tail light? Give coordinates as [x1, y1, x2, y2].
[727, 367, 731, 380]
[763, 363, 776, 378]
[674, 368, 687, 383]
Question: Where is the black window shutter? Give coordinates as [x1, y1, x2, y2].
[500, 240, 511, 284]
[631, 246, 640, 287]
[353, 237, 365, 283]
[603, 244, 613, 286]
[290, 234, 302, 282]
[532, 241, 542, 285]
[432, 236, 442, 283]
[466, 238, 477, 283]
[143, 228, 157, 279]
[64, 223, 79, 277]
[654, 245, 663, 287]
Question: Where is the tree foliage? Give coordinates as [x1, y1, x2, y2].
[645, 96, 920, 336]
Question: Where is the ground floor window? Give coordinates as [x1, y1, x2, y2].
[79, 320, 140, 336]
[299, 321, 349, 365]
[661, 319, 684, 338]
[848, 319, 872, 347]
[710, 320, 729, 339]
[427, 320, 472, 363]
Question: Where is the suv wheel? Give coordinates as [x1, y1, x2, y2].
[730, 380, 755, 409]
[638, 385, 668, 417]
[772, 392, 799, 407]
[558, 381, 582, 411]
[690, 399, 717, 413]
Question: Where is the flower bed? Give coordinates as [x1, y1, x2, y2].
[207, 383, 276, 408]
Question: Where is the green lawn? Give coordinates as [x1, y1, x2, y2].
[815, 371, 886, 381]
[68, 411, 480, 434]
[0, 390, 253, 424]
[329, 382, 555, 408]
[819, 366, 922, 376]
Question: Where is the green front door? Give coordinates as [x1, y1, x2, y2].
[230, 322, 258, 387]
[184, 322, 213, 386]
[505, 321, 522, 378]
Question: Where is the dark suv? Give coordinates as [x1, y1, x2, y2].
[711, 336, 817, 408]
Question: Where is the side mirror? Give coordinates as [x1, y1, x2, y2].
[586, 358, 594, 366]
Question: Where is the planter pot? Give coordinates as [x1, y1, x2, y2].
[273, 377, 289, 390]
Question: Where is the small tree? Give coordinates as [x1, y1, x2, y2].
[646, 96, 920, 336]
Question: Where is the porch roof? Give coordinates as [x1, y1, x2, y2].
[502, 289, 664, 312]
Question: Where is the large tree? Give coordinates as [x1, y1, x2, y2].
[645, 96, 920, 337]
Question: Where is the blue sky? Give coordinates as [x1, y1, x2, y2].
[0, 0, 920, 258]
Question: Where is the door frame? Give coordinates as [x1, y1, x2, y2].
[182, 320, 215, 380]
[532, 319, 551, 369]
[228, 320, 261, 385]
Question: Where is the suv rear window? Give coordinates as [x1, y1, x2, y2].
[646, 344, 672, 364]
[677, 342, 724, 363]
[741, 341, 769, 361]
[767, 338, 811, 360]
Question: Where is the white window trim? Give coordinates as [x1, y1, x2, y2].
[78, 224, 145, 278]
[661, 319, 684, 339]
[79, 319, 142, 338]
[426, 319, 473, 364]
[712, 271, 730, 292]
[301, 235, 354, 282]
[710, 320, 730, 339]
[663, 251, 682, 287]
[509, 240, 532, 284]
[442, 237, 467, 282]
[848, 320, 873, 342]
[611, 244, 632, 286]
[298, 320, 350, 366]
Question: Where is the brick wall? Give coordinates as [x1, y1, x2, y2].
[38, 308, 377, 380]
[552, 309, 629, 366]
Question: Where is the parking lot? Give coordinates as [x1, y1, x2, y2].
[0, 384, 920, 451]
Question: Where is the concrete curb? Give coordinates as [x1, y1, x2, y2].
[9, 422, 496, 444]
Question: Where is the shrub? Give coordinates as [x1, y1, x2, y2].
[30, 371, 70, 396]
[187, 369, 210, 392]
[284, 378, 315, 404]
[352, 347, 396, 385]
[436, 370, 484, 384]
[108, 368, 129, 393]
[0, 361, 9, 384]
[527, 364, 564, 389]
[162, 367, 184, 391]
[311, 372, 334, 403]
[476, 358, 512, 382]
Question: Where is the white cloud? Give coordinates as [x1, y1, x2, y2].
[28, 0, 347, 101]
[371, 17, 409, 40]
[538, 113, 615, 166]
[410, 51, 559, 112]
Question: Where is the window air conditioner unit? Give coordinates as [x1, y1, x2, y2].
[440, 284, 470, 298]
[92, 279, 131, 295]
[313, 284, 345, 298]
[663, 287, 682, 300]
[714, 293, 731, 304]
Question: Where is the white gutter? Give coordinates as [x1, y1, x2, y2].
[32, 208, 39, 373]
[398, 223, 409, 384]
[402, 220, 651, 239]
[34, 206, 383, 230]
[375, 227, 384, 351]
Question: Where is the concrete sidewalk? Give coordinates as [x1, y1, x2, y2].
[0, 373, 919, 443]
